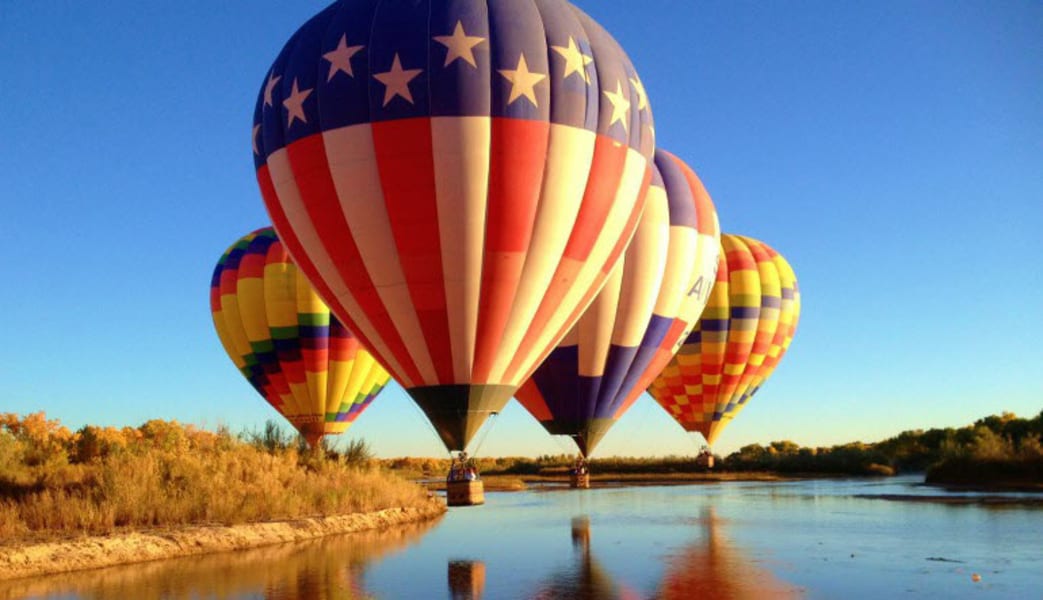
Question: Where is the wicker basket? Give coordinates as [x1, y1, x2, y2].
[446, 479, 485, 506]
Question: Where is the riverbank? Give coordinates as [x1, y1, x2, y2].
[0, 498, 446, 581]
[0, 516, 443, 600]
[0, 416, 436, 544]
[925, 456, 1043, 491]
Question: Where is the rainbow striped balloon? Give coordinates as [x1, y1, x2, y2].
[649, 234, 800, 446]
[210, 228, 391, 446]
[516, 150, 720, 456]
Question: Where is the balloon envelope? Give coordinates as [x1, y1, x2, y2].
[648, 234, 800, 445]
[252, 0, 655, 451]
[210, 228, 391, 445]
[516, 150, 720, 456]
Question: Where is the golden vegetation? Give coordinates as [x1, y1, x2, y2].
[0, 414, 432, 543]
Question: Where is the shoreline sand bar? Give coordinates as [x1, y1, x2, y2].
[0, 499, 446, 581]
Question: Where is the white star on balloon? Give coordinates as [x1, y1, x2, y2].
[283, 78, 313, 127]
[498, 54, 546, 107]
[629, 75, 648, 111]
[373, 53, 423, 106]
[323, 35, 364, 81]
[603, 81, 631, 133]
[252, 124, 260, 155]
[433, 21, 485, 68]
[551, 37, 593, 83]
[263, 72, 281, 107]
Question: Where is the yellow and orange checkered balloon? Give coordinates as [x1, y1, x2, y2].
[648, 234, 800, 446]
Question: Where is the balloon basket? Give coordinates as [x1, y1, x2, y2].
[447, 480, 485, 506]
[696, 452, 715, 469]
[447, 560, 486, 600]
[569, 472, 590, 489]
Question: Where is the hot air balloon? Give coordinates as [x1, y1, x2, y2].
[649, 234, 800, 447]
[515, 150, 720, 463]
[252, 0, 655, 457]
[210, 228, 391, 447]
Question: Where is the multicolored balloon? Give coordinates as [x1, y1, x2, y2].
[252, 0, 655, 451]
[210, 228, 391, 446]
[649, 234, 800, 446]
[516, 150, 720, 456]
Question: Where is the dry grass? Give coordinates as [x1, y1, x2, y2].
[420, 475, 528, 492]
[0, 413, 431, 543]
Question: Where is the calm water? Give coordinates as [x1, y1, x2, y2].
[4, 476, 1041, 599]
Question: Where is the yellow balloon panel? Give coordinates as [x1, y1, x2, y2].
[210, 228, 391, 444]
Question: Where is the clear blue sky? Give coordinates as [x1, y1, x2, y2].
[2, 1, 1040, 458]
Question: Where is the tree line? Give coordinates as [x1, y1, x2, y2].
[720, 410, 1043, 485]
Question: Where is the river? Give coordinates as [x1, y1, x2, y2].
[3, 475, 1040, 599]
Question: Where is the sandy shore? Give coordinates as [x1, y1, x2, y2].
[0, 498, 446, 581]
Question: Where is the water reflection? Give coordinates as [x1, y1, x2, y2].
[529, 516, 631, 600]
[655, 507, 802, 599]
[6, 479, 1040, 599]
[531, 511, 800, 600]
[0, 508, 805, 600]
[0, 517, 440, 600]
[448, 560, 486, 600]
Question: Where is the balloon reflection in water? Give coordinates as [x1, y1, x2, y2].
[657, 507, 802, 600]
[448, 559, 486, 600]
[530, 516, 636, 600]
[0, 519, 440, 600]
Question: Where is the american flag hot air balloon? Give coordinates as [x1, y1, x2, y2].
[252, 0, 655, 452]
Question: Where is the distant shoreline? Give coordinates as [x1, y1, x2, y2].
[0, 499, 446, 582]
[420, 471, 1043, 494]
[421, 471, 857, 493]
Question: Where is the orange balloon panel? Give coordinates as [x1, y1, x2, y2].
[648, 234, 800, 446]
